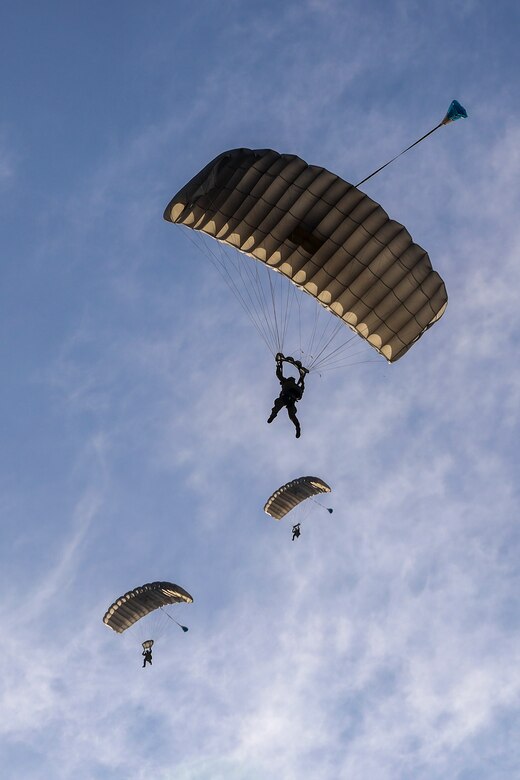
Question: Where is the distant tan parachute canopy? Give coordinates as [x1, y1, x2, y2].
[164, 148, 447, 362]
[103, 581, 193, 634]
[264, 476, 332, 521]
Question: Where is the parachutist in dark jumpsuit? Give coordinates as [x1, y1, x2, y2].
[267, 354, 307, 438]
[142, 649, 153, 668]
[292, 523, 301, 541]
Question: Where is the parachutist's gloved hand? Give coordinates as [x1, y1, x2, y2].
[275, 352, 284, 363]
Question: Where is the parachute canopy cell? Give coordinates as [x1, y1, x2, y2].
[164, 148, 448, 362]
[264, 476, 332, 520]
[103, 581, 193, 634]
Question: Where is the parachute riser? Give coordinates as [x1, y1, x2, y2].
[276, 352, 309, 376]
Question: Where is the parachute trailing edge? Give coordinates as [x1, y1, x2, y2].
[165, 148, 448, 362]
[103, 581, 193, 634]
[264, 476, 332, 520]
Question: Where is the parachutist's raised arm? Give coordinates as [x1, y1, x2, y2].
[275, 361, 284, 382]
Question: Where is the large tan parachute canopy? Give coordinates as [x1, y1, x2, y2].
[164, 148, 447, 362]
[264, 476, 332, 521]
[103, 581, 193, 634]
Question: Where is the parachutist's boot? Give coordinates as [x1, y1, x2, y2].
[295, 425, 301, 439]
[267, 410, 276, 423]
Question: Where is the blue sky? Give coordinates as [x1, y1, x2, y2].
[1, 1, 519, 778]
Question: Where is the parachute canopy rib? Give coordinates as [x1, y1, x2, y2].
[264, 476, 331, 520]
[164, 148, 447, 362]
[103, 581, 193, 634]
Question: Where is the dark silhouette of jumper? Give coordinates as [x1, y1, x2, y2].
[142, 649, 153, 668]
[292, 523, 301, 541]
[267, 354, 307, 438]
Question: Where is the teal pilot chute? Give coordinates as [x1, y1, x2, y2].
[356, 99, 468, 186]
[443, 100, 468, 123]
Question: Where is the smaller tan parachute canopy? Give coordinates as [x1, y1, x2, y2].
[264, 476, 331, 520]
[103, 581, 193, 634]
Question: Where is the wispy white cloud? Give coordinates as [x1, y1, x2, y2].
[0, 128, 17, 186]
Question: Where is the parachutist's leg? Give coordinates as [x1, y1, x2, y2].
[268, 396, 285, 424]
[287, 404, 301, 438]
